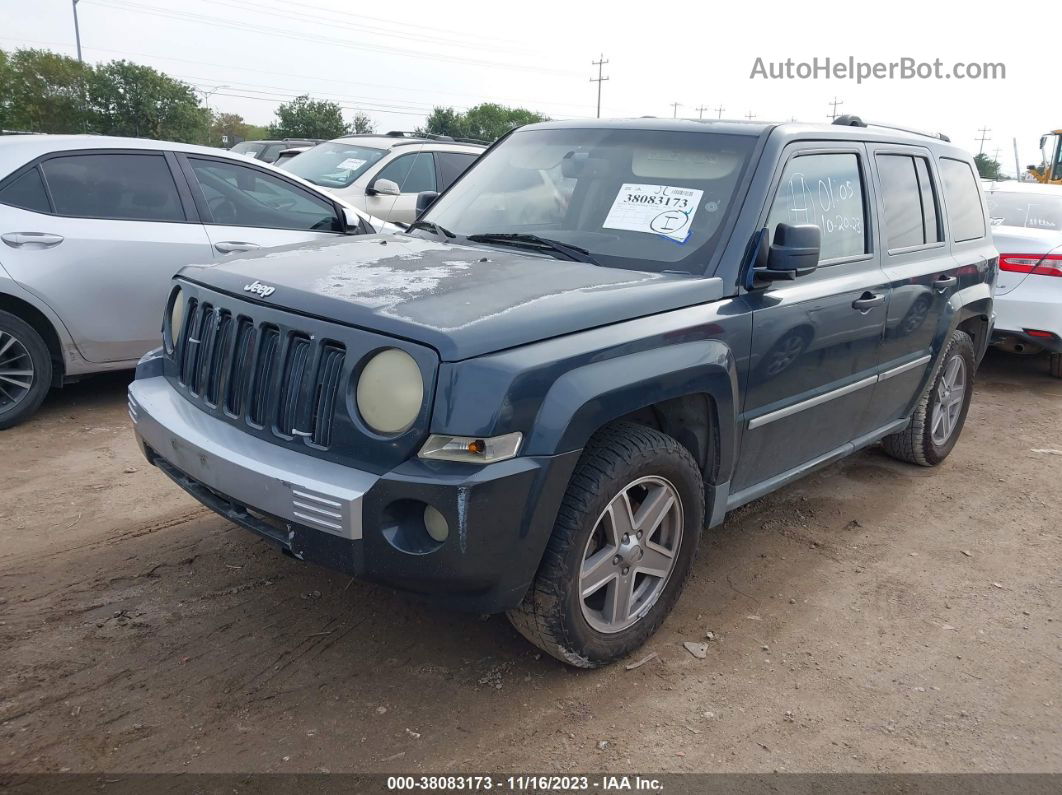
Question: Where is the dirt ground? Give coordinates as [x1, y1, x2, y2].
[1, 349, 1060, 775]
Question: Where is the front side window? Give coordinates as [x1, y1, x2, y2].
[986, 191, 1062, 231]
[0, 167, 52, 214]
[765, 152, 867, 261]
[188, 158, 340, 232]
[938, 157, 985, 242]
[281, 142, 386, 188]
[41, 153, 185, 222]
[876, 154, 942, 250]
[436, 152, 479, 191]
[422, 127, 757, 272]
[375, 152, 436, 193]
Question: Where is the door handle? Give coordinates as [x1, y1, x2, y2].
[934, 275, 958, 291]
[1, 232, 64, 248]
[851, 292, 885, 312]
[214, 241, 262, 254]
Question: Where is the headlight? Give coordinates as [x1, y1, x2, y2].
[167, 287, 185, 350]
[419, 432, 522, 464]
[356, 348, 424, 434]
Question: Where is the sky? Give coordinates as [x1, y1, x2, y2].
[2, 0, 1054, 176]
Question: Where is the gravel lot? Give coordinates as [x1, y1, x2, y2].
[1, 349, 1059, 774]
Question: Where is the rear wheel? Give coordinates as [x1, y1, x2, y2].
[507, 422, 703, 668]
[1050, 352, 1062, 379]
[0, 310, 52, 430]
[881, 329, 975, 466]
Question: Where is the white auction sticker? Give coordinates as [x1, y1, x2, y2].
[603, 183, 703, 243]
[337, 158, 367, 170]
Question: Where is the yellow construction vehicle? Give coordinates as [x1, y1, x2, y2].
[1028, 130, 1062, 183]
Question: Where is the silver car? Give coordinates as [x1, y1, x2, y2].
[0, 134, 387, 428]
[279, 132, 484, 224]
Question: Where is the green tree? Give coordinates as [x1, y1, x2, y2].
[974, 152, 1004, 181]
[268, 95, 347, 139]
[349, 110, 375, 135]
[210, 111, 252, 147]
[421, 102, 547, 142]
[1, 48, 93, 133]
[89, 60, 209, 142]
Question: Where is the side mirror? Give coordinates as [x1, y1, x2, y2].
[754, 223, 820, 283]
[415, 190, 440, 216]
[368, 178, 401, 197]
[342, 206, 365, 234]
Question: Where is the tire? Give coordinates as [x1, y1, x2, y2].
[1050, 352, 1062, 379]
[0, 310, 52, 430]
[507, 422, 704, 668]
[881, 329, 975, 466]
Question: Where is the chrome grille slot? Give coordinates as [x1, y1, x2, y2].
[177, 298, 201, 387]
[276, 335, 311, 436]
[225, 318, 256, 417]
[248, 326, 280, 427]
[310, 344, 345, 447]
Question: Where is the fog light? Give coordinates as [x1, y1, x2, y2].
[423, 505, 449, 543]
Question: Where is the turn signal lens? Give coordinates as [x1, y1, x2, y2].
[418, 432, 523, 464]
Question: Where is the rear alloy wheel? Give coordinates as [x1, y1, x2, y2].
[0, 310, 52, 430]
[882, 329, 975, 466]
[508, 422, 703, 667]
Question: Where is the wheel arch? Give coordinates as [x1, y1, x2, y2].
[0, 291, 66, 386]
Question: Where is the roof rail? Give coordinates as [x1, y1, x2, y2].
[832, 115, 951, 143]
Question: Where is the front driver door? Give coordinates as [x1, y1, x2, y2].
[180, 155, 344, 257]
[359, 150, 436, 224]
[734, 145, 890, 494]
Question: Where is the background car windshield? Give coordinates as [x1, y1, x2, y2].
[230, 142, 264, 157]
[423, 127, 756, 271]
[987, 190, 1062, 231]
[281, 142, 386, 187]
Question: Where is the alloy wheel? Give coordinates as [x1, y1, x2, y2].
[930, 354, 966, 445]
[0, 330, 34, 414]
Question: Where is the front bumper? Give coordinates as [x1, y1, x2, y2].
[129, 375, 579, 612]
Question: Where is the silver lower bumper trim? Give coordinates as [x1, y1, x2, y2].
[129, 376, 375, 540]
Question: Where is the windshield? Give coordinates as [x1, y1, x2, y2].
[230, 141, 265, 158]
[987, 190, 1062, 231]
[421, 127, 757, 272]
[281, 141, 386, 187]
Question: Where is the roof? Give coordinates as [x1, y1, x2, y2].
[0, 134, 252, 166]
[329, 133, 486, 151]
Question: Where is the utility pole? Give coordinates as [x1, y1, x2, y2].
[200, 85, 230, 112]
[669, 102, 682, 119]
[1013, 137, 1022, 181]
[695, 105, 709, 120]
[827, 96, 844, 120]
[590, 54, 609, 119]
[976, 127, 991, 155]
[714, 104, 725, 119]
[745, 110, 756, 120]
[72, 0, 83, 62]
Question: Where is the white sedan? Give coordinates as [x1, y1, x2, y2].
[986, 181, 1062, 378]
[0, 134, 392, 428]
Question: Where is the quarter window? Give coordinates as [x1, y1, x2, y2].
[435, 152, 479, 191]
[766, 153, 867, 261]
[375, 152, 437, 194]
[876, 154, 942, 250]
[0, 166, 52, 214]
[188, 158, 341, 232]
[938, 157, 985, 242]
[41, 153, 185, 222]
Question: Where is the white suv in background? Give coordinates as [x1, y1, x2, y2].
[985, 181, 1062, 377]
[0, 134, 389, 428]
[279, 132, 485, 224]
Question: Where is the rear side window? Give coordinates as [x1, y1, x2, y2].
[938, 157, 985, 242]
[766, 152, 867, 261]
[376, 152, 436, 193]
[876, 154, 942, 250]
[435, 152, 479, 191]
[41, 153, 185, 222]
[0, 167, 52, 213]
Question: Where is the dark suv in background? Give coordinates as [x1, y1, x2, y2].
[129, 115, 995, 667]
[229, 138, 323, 163]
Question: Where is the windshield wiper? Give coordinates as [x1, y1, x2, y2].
[406, 220, 456, 239]
[466, 233, 598, 265]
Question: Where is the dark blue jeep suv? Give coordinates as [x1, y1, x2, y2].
[129, 116, 995, 667]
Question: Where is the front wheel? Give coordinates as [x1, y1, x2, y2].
[881, 329, 975, 466]
[507, 422, 704, 668]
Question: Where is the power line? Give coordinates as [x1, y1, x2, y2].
[713, 105, 725, 119]
[695, 105, 708, 120]
[976, 126, 991, 155]
[827, 96, 844, 120]
[590, 54, 609, 119]
[745, 110, 757, 120]
[85, 0, 582, 77]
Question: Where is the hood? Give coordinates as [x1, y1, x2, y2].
[177, 234, 724, 361]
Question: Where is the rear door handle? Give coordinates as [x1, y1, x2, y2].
[1, 232, 64, 248]
[214, 241, 262, 254]
[934, 275, 958, 291]
[852, 292, 885, 312]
